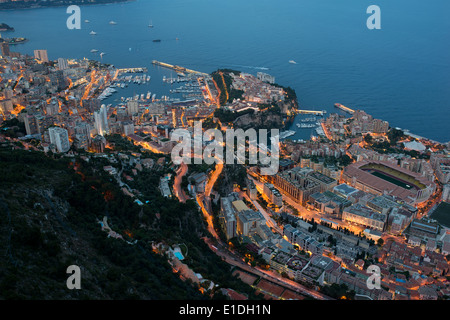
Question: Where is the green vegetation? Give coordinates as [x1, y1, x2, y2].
[0, 118, 26, 138]
[214, 108, 255, 124]
[211, 69, 245, 105]
[0, 23, 14, 31]
[0, 145, 260, 299]
[388, 128, 405, 145]
[272, 83, 297, 105]
[319, 283, 355, 300]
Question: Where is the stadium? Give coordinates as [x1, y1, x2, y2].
[342, 160, 435, 204]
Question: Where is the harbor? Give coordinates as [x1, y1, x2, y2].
[97, 66, 204, 106]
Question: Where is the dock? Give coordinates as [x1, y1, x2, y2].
[297, 109, 326, 116]
[334, 103, 355, 114]
[117, 67, 148, 73]
[152, 60, 209, 76]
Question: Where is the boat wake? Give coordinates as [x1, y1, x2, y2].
[227, 64, 270, 71]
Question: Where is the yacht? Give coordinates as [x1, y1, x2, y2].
[90, 49, 98, 53]
[109, 21, 117, 25]
[89, 31, 97, 35]
[85, 20, 90, 23]
[280, 130, 296, 139]
[289, 60, 297, 64]
[148, 20, 153, 28]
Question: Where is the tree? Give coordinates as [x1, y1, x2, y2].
[377, 238, 384, 247]
[364, 134, 373, 144]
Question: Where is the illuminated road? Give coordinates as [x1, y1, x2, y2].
[240, 189, 282, 234]
[248, 175, 365, 235]
[193, 163, 331, 300]
[205, 163, 223, 197]
[196, 161, 223, 239]
[173, 162, 189, 203]
[204, 238, 332, 300]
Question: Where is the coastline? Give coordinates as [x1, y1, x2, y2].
[0, 0, 134, 11]
[2, 1, 447, 144]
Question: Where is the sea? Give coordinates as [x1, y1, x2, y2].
[1, 0, 449, 142]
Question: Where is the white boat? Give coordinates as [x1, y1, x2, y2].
[146, 92, 151, 100]
[148, 20, 153, 28]
[289, 60, 297, 64]
[109, 21, 117, 25]
[279, 130, 296, 139]
[152, 94, 156, 100]
[299, 123, 316, 128]
[90, 49, 98, 53]
[315, 127, 325, 136]
[89, 31, 97, 35]
[85, 20, 90, 23]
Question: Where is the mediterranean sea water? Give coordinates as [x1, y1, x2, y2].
[1, 0, 449, 142]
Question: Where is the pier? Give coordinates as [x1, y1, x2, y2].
[334, 103, 355, 114]
[297, 109, 326, 116]
[152, 60, 209, 76]
[117, 67, 148, 73]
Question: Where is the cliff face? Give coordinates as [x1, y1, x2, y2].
[233, 112, 284, 131]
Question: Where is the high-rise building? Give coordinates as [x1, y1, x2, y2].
[372, 118, 389, 134]
[122, 121, 134, 136]
[0, 41, 10, 57]
[46, 98, 59, 115]
[443, 184, 450, 203]
[74, 122, 91, 138]
[94, 104, 109, 136]
[34, 49, 49, 63]
[73, 134, 89, 151]
[91, 135, 107, 153]
[48, 127, 70, 153]
[3, 88, 13, 100]
[24, 114, 40, 136]
[0, 99, 13, 113]
[82, 98, 101, 113]
[57, 58, 69, 70]
[127, 100, 139, 116]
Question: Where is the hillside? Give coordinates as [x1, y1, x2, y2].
[0, 146, 204, 299]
